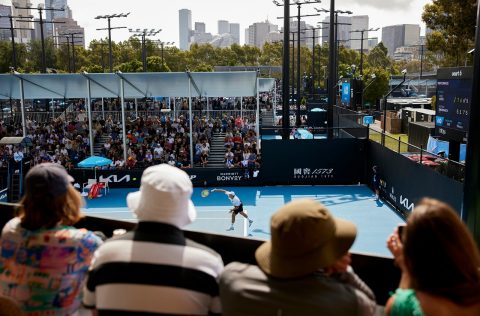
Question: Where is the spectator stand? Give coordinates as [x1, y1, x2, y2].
[0, 73, 276, 174]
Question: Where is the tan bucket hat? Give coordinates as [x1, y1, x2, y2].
[255, 199, 357, 279]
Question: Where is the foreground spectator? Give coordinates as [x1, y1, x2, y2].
[386, 198, 480, 315]
[83, 164, 224, 315]
[0, 163, 102, 315]
[220, 199, 376, 316]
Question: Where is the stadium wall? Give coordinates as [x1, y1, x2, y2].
[367, 141, 463, 215]
[260, 138, 367, 185]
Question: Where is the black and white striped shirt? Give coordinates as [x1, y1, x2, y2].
[83, 221, 224, 315]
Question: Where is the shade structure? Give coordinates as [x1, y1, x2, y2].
[78, 156, 113, 180]
[0, 72, 262, 100]
[78, 156, 112, 168]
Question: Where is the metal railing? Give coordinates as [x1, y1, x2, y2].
[369, 128, 465, 182]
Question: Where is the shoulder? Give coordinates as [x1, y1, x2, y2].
[387, 289, 423, 316]
[186, 238, 224, 263]
[220, 262, 266, 286]
[1, 217, 23, 240]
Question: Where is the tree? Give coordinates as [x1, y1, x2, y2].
[362, 67, 390, 108]
[366, 43, 391, 68]
[116, 60, 143, 72]
[0, 41, 27, 72]
[147, 56, 170, 72]
[193, 62, 213, 72]
[259, 42, 282, 66]
[422, 0, 477, 66]
[80, 64, 104, 73]
[26, 38, 57, 72]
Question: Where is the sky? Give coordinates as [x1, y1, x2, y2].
[29, 0, 433, 46]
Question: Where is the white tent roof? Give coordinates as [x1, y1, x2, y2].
[0, 72, 270, 99]
[258, 78, 276, 92]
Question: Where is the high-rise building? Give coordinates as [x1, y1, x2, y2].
[195, 22, 205, 33]
[246, 20, 278, 48]
[12, 0, 32, 43]
[45, 0, 68, 37]
[53, 17, 85, 48]
[321, 15, 351, 48]
[229, 23, 240, 45]
[218, 20, 229, 35]
[350, 15, 369, 51]
[381, 24, 421, 57]
[0, 3, 11, 41]
[368, 37, 379, 49]
[179, 9, 192, 50]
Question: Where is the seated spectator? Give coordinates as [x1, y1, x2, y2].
[386, 198, 480, 316]
[83, 164, 224, 315]
[0, 163, 102, 315]
[220, 199, 376, 316]
[200, 152, 208, 168]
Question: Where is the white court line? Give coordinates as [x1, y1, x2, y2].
[243, 209, 248, 237]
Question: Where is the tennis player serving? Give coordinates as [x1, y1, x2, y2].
[211, 188, 253, 231]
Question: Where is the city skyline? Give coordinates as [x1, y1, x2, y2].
[17, 0, 432, 47]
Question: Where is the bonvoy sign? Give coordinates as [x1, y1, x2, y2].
[217, 171, 243, 182]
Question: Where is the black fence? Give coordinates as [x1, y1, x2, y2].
[367, 141, 463, 216]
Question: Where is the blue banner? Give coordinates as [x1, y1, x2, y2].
[341, 82, 351, 106]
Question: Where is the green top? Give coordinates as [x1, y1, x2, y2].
[391, 289, 425, 316]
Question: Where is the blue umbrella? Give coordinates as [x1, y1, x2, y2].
[78, 156, 112, 179]
[294, 128, 314, 139]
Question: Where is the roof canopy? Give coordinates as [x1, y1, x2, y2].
[0, 137, 33, 147]
[0, 72, 275, 100]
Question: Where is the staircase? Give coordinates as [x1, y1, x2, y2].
[94, 134, 111, 156]
[9, 172, 21, 202]
[262, 110, 275, 126]
[207, 132, 226, 168]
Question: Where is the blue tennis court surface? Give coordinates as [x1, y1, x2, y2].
[83, 185, 403, 257]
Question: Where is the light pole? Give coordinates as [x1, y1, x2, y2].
[129, 28, 161, 72]
[274, 0, 321, 126]
[95, 13, 130, 72]
[316, 6, 352, 137]
[301, 27, 326, 97]
[13, 2, 65, 73]
[350, 28, 379, 77]
[382, 70, 406, 144]
[0, 14, 33, 70]
[159, 41, 174, 70]
[60, 32, 83, 73]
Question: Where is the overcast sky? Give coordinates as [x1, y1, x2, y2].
[30, 0, 432, 46]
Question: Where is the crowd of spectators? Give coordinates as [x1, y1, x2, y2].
[0, 95, 271, 174]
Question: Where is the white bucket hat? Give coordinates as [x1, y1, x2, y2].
[127, 164, 196, 228]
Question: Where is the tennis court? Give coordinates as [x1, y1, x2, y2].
[83, 185, 404, 257]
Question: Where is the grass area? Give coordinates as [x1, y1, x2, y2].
[369, 130, 410, 153]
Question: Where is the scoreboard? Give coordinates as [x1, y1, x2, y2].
[435, 67, 472, 142]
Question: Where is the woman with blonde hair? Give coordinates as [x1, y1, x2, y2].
[0, 163, 102, 315]
[386, 198, 480, 316]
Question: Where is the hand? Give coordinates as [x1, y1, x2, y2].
[211, 189, 216, 192]
[387, 228, 406, 271]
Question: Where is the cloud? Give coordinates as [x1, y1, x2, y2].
[339, 0, 416, 10]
